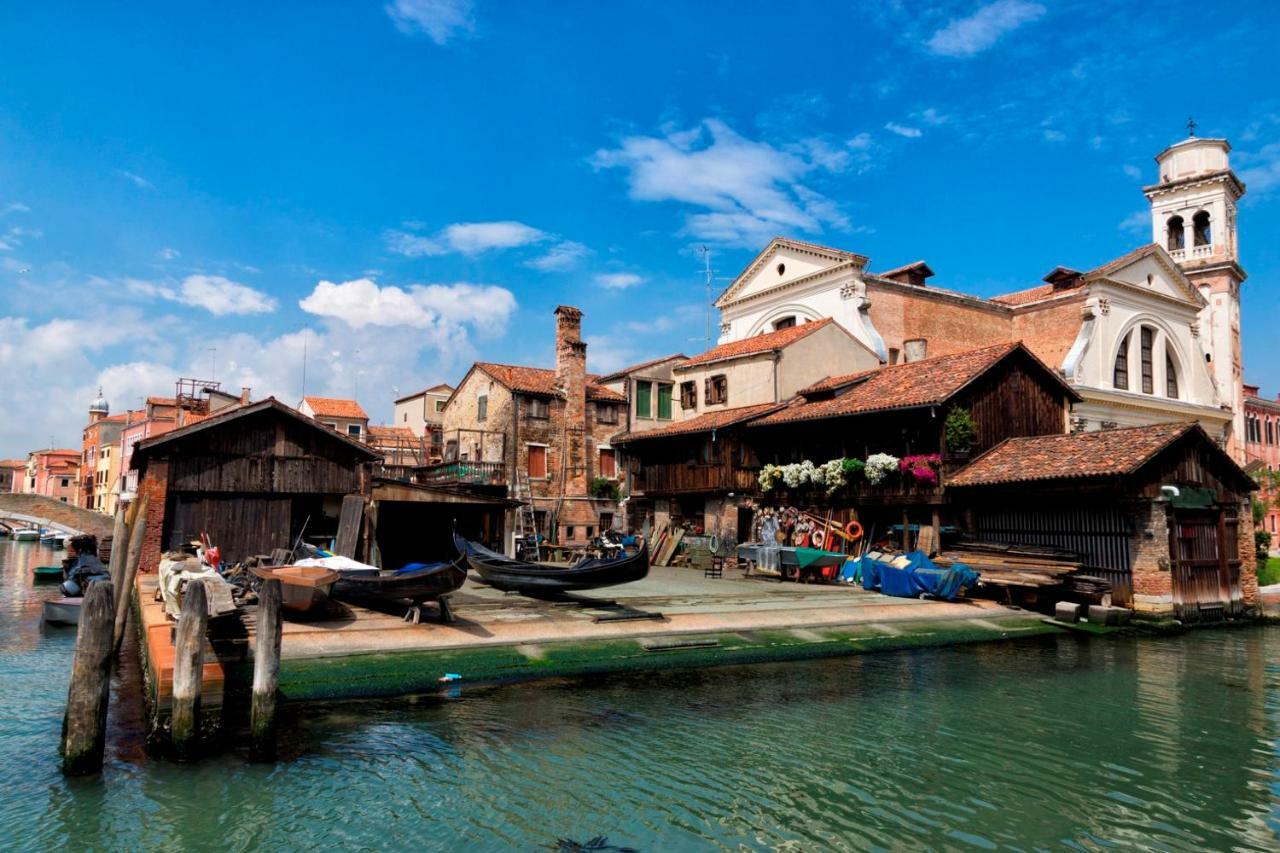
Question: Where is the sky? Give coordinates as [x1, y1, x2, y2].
[2, 0, 1279, 457]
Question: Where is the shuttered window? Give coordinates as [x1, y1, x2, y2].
[706, 374, 728, 405]
[636, 381, 652, 418]
[527, 445, 547, 479]
[680, 381, 697, 410]
[599, 448, 616, 478]
[477, 394, 488, 421]
[657, 383, 673, 420]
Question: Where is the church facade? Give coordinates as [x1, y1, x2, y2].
[713, 135, 1248, 458]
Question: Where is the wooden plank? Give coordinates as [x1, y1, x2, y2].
[334, 494, 364, 558]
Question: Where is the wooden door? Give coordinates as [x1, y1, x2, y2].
[1169, 508, 1242, 621]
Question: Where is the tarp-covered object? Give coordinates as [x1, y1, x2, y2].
[856, 551, 979, 601]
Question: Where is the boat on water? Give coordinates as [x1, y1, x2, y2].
[454, 534, 649, 594]
[13, 529, 41, 542]
[332, 556, 468, 608]
[42, 597, 81, 625]
[251, 565, 340, 613]
[33, 565, 64, 583]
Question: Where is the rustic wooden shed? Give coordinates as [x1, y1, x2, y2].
[130, 398, 379, 565]
[948, 422, 1258, 620]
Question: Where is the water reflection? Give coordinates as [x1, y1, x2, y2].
[1, 539, 1278, 851]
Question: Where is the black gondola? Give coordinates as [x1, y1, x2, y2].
[332, 556, 468, 618]
[453, 534, 649, 594]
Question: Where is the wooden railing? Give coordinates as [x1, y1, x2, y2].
[634, 462, 758, 495]
[416, 460, 507, 487]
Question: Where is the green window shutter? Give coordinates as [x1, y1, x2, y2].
[636, 381, 652, 418]
[657, 384, 673, 420]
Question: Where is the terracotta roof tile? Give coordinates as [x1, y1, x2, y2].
[595, 353, 688, 383]
[146, 396, 177, 406]
[0, 459, 27, 468]
[757, 343, 1046, 426]
[368, 425, 416, 440]
[474, 363, 626, 402]
[612, 403, 785, 443]
[302, 396, 370, 420]
[991, 245, 1163, 306]
[677, 318, 836, 369]
[949, 422, 1198, 486]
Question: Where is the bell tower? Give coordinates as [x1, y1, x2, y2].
[1143, 130, 1247, 458]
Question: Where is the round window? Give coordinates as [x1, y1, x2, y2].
[776, 262, 786, 276]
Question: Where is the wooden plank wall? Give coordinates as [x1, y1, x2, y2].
[166, 495, 292, 562]
[959, 357, 1069, 454]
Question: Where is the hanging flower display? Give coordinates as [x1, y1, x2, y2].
[864, 453, 900, 485]
[900, 453, 942, 486]
[758, 464, 782, 492]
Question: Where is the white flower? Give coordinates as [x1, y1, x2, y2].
[864, 453, 900, 485]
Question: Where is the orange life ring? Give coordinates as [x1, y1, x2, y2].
[844, 520, 864, 541]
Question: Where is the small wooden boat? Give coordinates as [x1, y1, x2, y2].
[454, 534, 649, 595]
[33, 565, 64, 583]
[333, 556, 468, 605]
[13, 529, 40, 542]
[251, 565, 340, 613]
[43, 597, 82, 625]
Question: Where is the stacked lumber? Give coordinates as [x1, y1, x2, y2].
[934, 541, 1093, 590]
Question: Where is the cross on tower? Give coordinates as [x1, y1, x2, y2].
[1187, 116, 1197, 137]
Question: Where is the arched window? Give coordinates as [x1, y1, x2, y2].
[1165, 348, 1179, 398]
[1113, 331, 1131, 390]
[1166, 215, 1185, 251]
[772, 316, 797, 331]
[1269, 419, 1276, 445]
[1140, 326, 1154, 394]
[1192, 211, 1211, 247]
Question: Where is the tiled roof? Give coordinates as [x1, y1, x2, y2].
[612, 403, 785, 443]
[876, 260, 934, 280]
[0, 459, 26, 468]
[949, 422, 1199, 486]
[147, 396, 177, 406]
[757, 342, 1048, 426]
[368, 424, 416, 440]
[474, 363, 626, 402]
[595, 353, 688, 383]
[677, 318, 836, 369]
[991, 245, 1161, 306]
[302, 396, 370, 420]
[35, 448, 81, 457]
[393, 383, 455, 403]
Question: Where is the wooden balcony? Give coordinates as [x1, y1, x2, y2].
[633, 462, 758, 495]
[415, 460, 507, 488]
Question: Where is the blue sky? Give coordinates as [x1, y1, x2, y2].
[2, 0, 1279, 456]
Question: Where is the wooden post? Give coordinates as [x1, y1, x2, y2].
[170, 579, 208, 762]
[901, 509, 910, 552]
[112, 496, 148, 654]
[250, 579, 283, 761]
[107, 507, 128, 590]
[930, 509, 942, 557]
[61, 580, 115, 776]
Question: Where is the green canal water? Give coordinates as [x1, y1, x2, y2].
[2, 539, 1279, 851]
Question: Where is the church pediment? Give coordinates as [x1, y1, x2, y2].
[715, 237, 867, 307]
[1086, 245, 1205, 307]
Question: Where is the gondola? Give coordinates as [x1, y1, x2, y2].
[332, 556, 468, 604]
[453, 534, 649, 595]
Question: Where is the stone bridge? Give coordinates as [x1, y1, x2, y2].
[0, 494, 113, 539]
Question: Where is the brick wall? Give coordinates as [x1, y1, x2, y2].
[1130, 500, 1174, 614]
[868, 282, 1012, 360]
[136, 460, 170, 574]
[1012, 300, 1086, 371]
[1238, 497, 1259, 606]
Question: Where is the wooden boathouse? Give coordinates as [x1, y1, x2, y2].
[948, 422, 1259, 621]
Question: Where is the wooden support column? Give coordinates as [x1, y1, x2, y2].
[930, 509, 942, 557]
[107, 507, 128, 590]
[250, 579, 283, 761]
[170, 579, 208, 762]
[61, 580, 115, 776]
[113, 497, 148, 654]
[902, 509, 910, 552]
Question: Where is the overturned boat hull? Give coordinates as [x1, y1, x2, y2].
[454, 535, 649, 594]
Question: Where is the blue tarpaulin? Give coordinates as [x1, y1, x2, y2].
[851, 551, 979, 601]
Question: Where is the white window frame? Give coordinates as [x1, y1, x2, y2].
[526, 442, 550, 480]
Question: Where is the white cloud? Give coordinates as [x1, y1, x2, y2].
[919, 108, 949, 126]
[385, 0, 475, 44]
[1122, 164, 1143, 180]
[1239, 141, 1280, 194]
[125, 274, 277, 315]
[595, 272, 644, 291]
[1118, 210, 1150, 235]
[179, 275, 278, 315]
[1042, 128, 1066, 143]
[525, 240, 590, 272]
[925, 0, 1046, 58]
[885, 122, 922, 138]
[158, 247, 181, 260]
[1, 202, 29, 216]
[0, 225, 40, 252]
[299, 277, 516, 337]
[592, 118, 851, 246]
[117, 170, 154, 189]
[385, 220, 548, 257]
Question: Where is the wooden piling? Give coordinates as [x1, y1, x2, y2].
[170, 579, 208, 762]
[250, 578, 283, 761]
[112, 496, 148, 654]
[61, 580, 115, 776]
[107, 507, 128, 590]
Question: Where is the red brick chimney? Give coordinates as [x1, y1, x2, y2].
[554, 305, 588, 496]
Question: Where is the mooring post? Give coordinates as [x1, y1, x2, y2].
[250, 578, 283, 761]
[61, 580, 115, 776]
[107, 507, 128, 590]
[170, 579, 208, 762]
[112, 497, 148, 654]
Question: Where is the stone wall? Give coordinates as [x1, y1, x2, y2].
[1238, 497, 1259, 606]
[1130, 500, 1174, 615]
[136, 460, 170, 574]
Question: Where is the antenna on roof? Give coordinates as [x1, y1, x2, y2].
[1187, 116, 1197, 137]
[694, 246, 715, 347]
